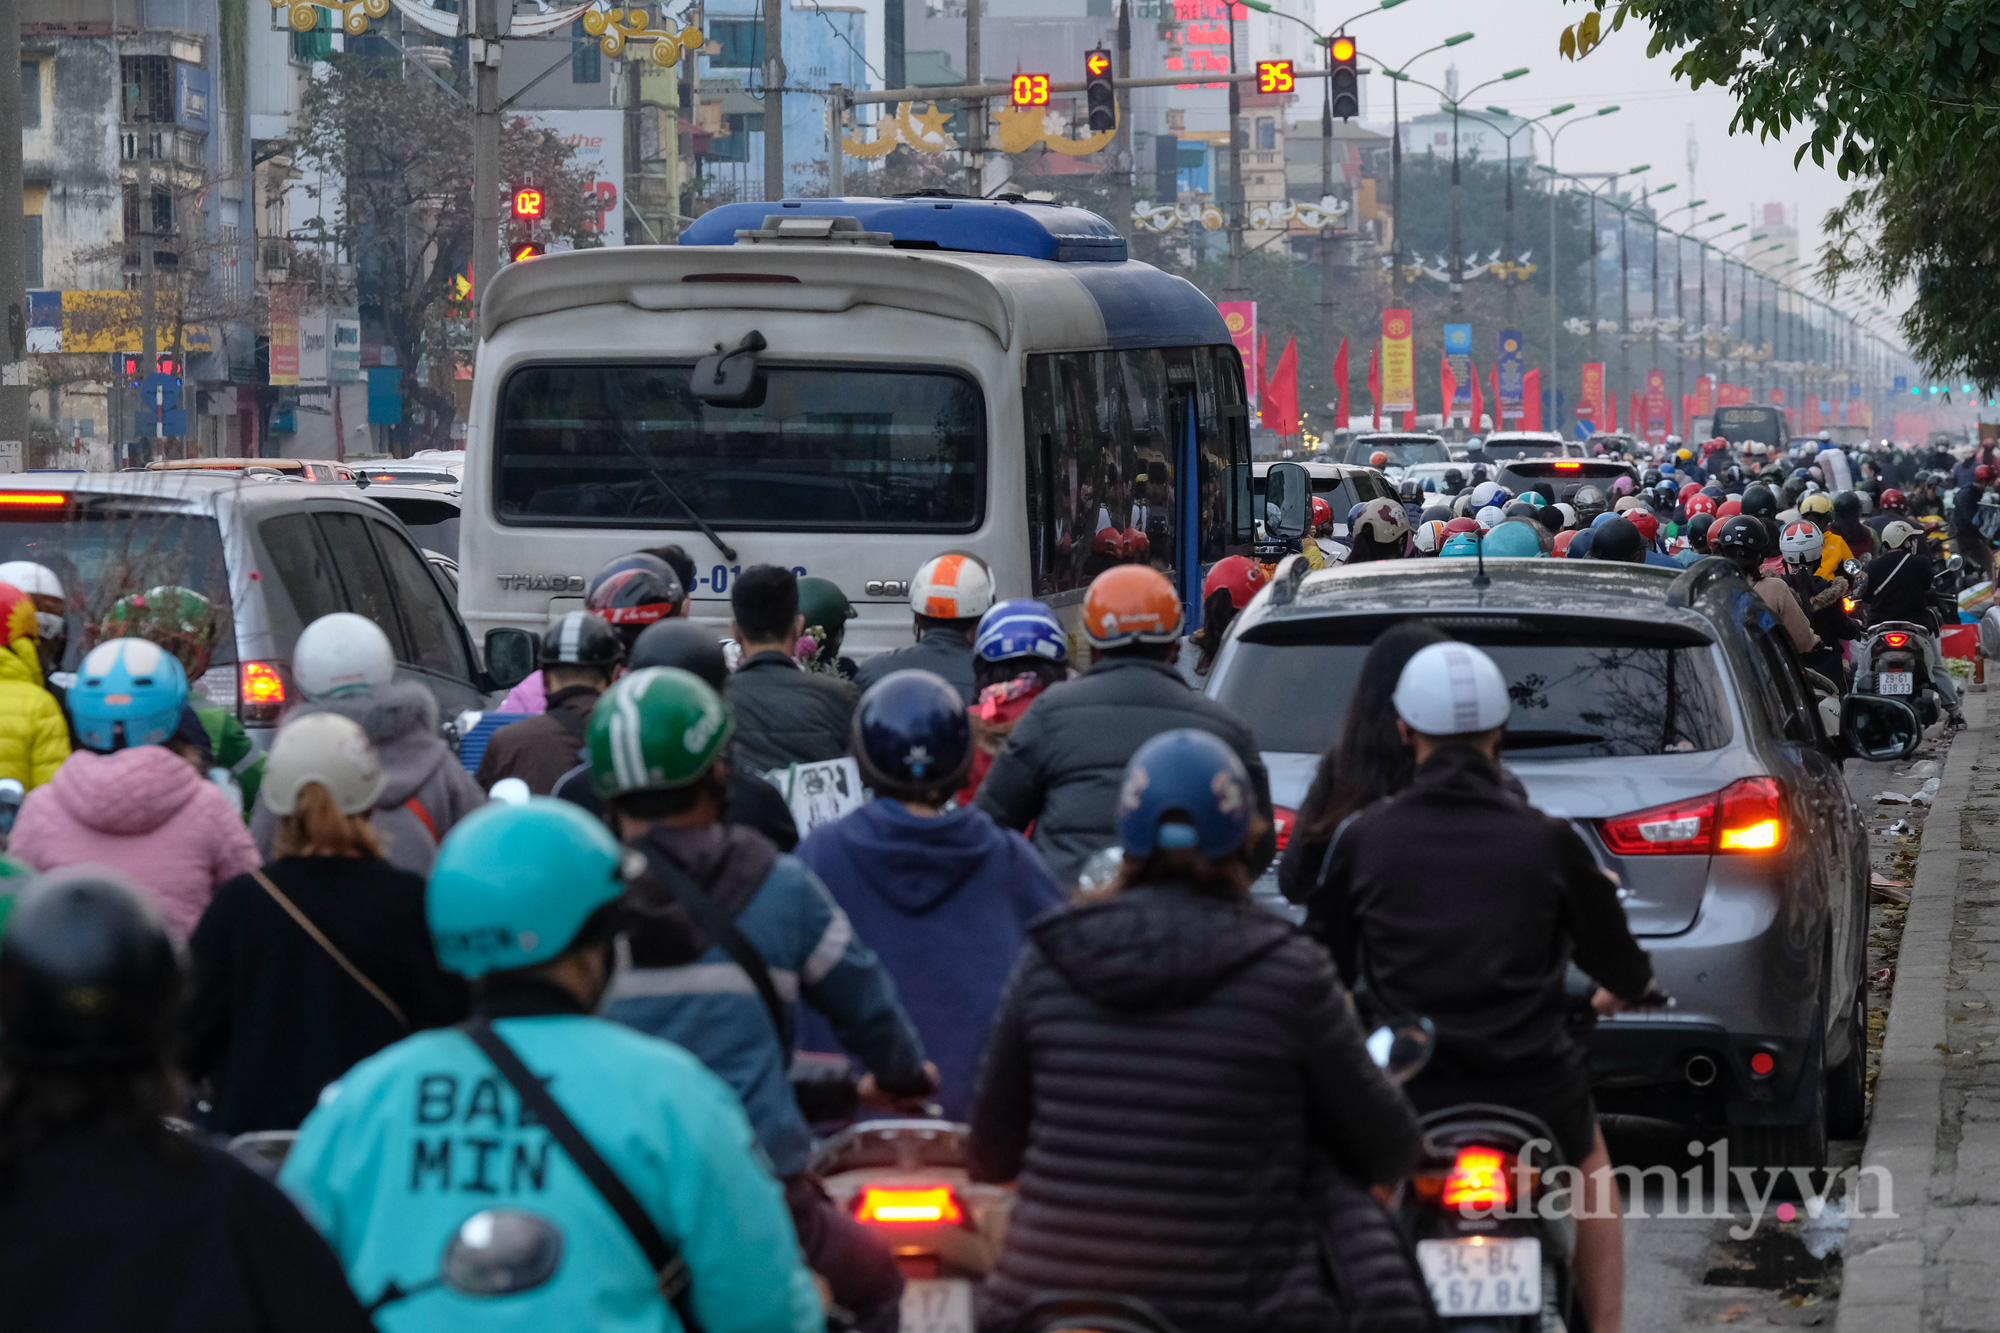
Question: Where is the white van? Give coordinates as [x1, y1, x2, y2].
[457, 197, 1257, 657]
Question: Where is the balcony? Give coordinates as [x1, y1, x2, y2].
[260, 238, 293, 274]
[121, 125, 206, 169]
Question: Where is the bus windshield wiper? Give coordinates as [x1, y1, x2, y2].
[597, 383, 738, 563]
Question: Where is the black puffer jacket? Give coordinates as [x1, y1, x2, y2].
[726, 649, 859, 775]
[974, 657, 1274, 886]
[967, 884, 1425, 1333]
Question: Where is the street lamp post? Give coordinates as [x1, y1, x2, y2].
[1483, 101, 1574, 327]
[1436, 68, 1526, 314]
[1377, 34, 1475, 313]
[1518, 104, 1618, 431]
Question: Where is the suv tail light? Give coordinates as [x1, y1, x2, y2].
[853, 1184, 964, 1226]
[240, 661, 287, 725]
[1598, 777, 1787, 855]
[1272, 803, 1296, 852]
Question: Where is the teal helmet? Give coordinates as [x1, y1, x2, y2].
[427, 799, 630, 979]
[1439, 532, 1483, 558]
[1522, 491, 1547, 508]
[1483, 521, 1546, 558]
[68, 637, 189, 752]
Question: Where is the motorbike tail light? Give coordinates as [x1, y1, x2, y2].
[1441, 1146, 1513, 1210]
[1882, 631, 1910, 648]
[1717, 776, 1786, 852]
[240, 661, 287, 725]
[1272, 804, 1296, 852]
[854, 1185, 964, 1226]
[1843, 598, 1858, 614]
[1597, 794, 1713, 855]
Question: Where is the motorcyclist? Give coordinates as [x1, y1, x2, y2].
[725, 565, 860, 775]
[1778, 522, 1860, 689]
[99, 586, 262, 812]
[475, 611, 623, 796]
[1344, 497, 1412, 563]
[1712, 515, 1820, 655]
[586, 668, 935, 1332]
[1570, 484, 1609, 526]
[1864, 521, 1965, 727]
[796, 576, 859, 680]
[1186, 557, 1265, 679]
[500, 553, 684, 713]
[1870, 487, 1909, 538]
[855, 551, 995, 704]
[0, 872, 376, 1333]
[1830, 491, 1877, 561]
[797, 671, 1063, 1121]
[278, 799, 823, 1332]
[1797, 492, 1856, 577]
[1298, 496, 1336, 570]
[968, 729, 1425, 1333]
[975, 564, 1275, 887]
[1952, 466, 1994, 582]
[0, 582, 67, 793]
[968, 600, 1072, 795]
[1307, 641, 1660, 1333]
[1908, 475, 1945, 521]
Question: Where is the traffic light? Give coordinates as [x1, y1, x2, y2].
[119, 353, 143, 384]
[1084, 47, 1115, 133]
[510, 242, 546, 263]
[1256, 60, 1294, 95]
[1011, 73, 1050, 107]
[156, 354, 178, 377]
[512, 187, 544, 220]
[1329, 34, 1358, 119]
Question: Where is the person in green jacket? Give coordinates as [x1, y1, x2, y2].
[101, 586, 264, 814]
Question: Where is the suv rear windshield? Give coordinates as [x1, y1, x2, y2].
[0, 502, 229, 668]
[495, 362, 986, 532]
[1348, 438, 1447, 467]
[1216, 622, 1732, 758]
[1476, 440, 1570, 461]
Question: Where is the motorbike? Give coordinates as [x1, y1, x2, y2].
[1852, 555, 1965, 729]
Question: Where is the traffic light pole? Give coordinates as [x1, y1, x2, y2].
[964, 0, 981, 196]
[1225, 12, 1243, 299]
[1111, 0, 1131, 240]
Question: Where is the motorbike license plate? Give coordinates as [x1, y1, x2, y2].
[1417, 1237, 1542, 1319]
[900, 1277, 975, 1333]
[1880, 671, 1914, 696]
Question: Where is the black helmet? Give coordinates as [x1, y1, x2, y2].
[1443, 468, 1466, 493]
[1833, 491, 1862, 521]
[1701, 483, 1725, 501]
[1398, 478, 1423, 503]
[1571, 485, 1608, 523]
[538, 610, 623, 670]
[585, 554, 685, 643]
[1710, 514, 1768, 560]
[1503, 500, 1537, 520]
[1641, 468, 1663, 488]
[627, 619, 728, 691]
[1740, 483, 1778, 519]
[1686, 511, 1715, 552]
[1586, 516, 1645, 563]
[0, 873, 180, 1070]
[1419, 503, 1454, 525]
[851, 669, 973, 799]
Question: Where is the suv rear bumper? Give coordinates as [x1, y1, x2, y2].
[1584, 1020, 1820, 1127]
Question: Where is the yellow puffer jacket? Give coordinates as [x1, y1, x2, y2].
[0, 585, 68, 789]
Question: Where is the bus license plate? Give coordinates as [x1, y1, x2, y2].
[1880, 671, 1914, 696]
[1416, 1237, 1542, 1319]
[900, 1278, 974, 1333]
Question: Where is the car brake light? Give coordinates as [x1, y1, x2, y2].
[1441, 1146, 1512, 1210]
[1272, 804, 1296, 852]
[240, 661, 287, 724]
[853, 1185, 964, 1226]
[1598, 777, 1787, 856]
[0, 492, 65, 507]
[1881, 631, 1910, 648]
[1553, 461, 1582, 471]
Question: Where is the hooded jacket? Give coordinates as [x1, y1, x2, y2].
[0, 584, 68, 790]
[795, 799, 1064, 1119]
[967, 885, 1424, 1333]
[9, 746, 260, 941]
[248, 682, 486, 875]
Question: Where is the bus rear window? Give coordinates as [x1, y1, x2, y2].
[495, 363, 986, 532]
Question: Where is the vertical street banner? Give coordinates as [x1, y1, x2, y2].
[1497, 329, 1524, 412]
[1444, 323, 1473, 405]
[1219, 302, 1257, 392]
[1381, 308, 1415, 413]
[269, 286, 300, 387]
[1695, 376, 1714, 418]
[1578, 363, 1604, 422]
[1643, 368, 1668, 444]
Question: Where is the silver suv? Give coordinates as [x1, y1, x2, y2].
[0, 472, 519, 739]
[1204, 553, 1919, 1164]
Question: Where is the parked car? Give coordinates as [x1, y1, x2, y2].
[1250, 461, 1395, 536]
[145, 457, 361, 483]
[1203, 552, 1920, 1164]
[0, 472, 524, 740]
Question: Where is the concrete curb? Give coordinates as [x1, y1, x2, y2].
[1835, 691, 1985, 1333]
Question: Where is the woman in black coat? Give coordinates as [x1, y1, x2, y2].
[185, 714, 468, 1135]
[967, 729, 1425, 1333]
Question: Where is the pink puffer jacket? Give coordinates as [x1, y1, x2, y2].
[10, 746, 261, 942]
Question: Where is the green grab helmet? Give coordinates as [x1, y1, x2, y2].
[102, 585, 215, 638]
[427, 798, 631, 979]
[586, 666, 733, 800]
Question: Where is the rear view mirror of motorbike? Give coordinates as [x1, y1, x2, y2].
[1841, 693, 1923, 762]
[1264, 461, 1312, 542]
[1365, 1016, 1437, 1085]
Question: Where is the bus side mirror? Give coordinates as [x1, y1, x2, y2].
[1264, 461, 1311, 542]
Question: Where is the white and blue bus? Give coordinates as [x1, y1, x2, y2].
[457, 197, 1255, 658]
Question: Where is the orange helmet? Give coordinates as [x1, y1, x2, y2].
[1370, 451, 1390, 468]
[1083, 564, 1183, 647]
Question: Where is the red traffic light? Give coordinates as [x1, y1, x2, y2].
[1256, 60, 1294, 94]
[1011, 73, 1051, 107]
[155, 355, 179, 376]
[1329, 36, 1356, 62]
[512, 187, 544, 219]
[1085, 50, 1111, 77]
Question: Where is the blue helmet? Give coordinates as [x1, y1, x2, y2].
[1591, 510, 1620, 529]
[1483, 521, 1545, 558]
[1439, 532, 1483, 558]
[1117, 729, 1253, 859]
[427, 799, 629, 979]
[68, 637, 188, 753]
[852, 669, 973, 797]
[974, 598, 1067, 664]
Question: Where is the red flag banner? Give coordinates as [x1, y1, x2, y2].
[1438, 352, 1458, 423]
[1469, 359, 1485, 433]
[1266, 337, 1299, 434]
[1367, 342, 1382, 428]
[1332, 337, 1349, 430]
[1695, 376, 1714, 418]
[1522, 368, 1542, 431]
[1489, 363, 1501, 429]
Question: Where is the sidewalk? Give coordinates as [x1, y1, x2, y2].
[1839, 684, 2000, 1333]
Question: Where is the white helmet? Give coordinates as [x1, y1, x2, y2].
[0, 560, 62, 601]
[1879, 520, 1920, 551]
[1780, 521, 1825, 566]
[261, 711, 385, 816]
[1817, 429, 1831, 442]
[1470, 480, 1504, 509]
[1474, 505, 1506, 531]
[910, 552, 995, 623]
[1393, 641, 1511, 736]
[293, 612, 395, 700]
[1554, 502, 1579, 530]
[1354, 498, 1412, 545]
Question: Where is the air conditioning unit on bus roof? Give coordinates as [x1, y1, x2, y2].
[734, 215, 894, 246]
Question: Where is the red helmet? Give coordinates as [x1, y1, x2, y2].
[1310, 496, 1333, 530]
[1979, 465, 1994, 483]
[1627, 510, 1660, 544]
[1091, 527, 1122, 556]
[1552, 530, 1578, 556]
[1716, 499, 1743, 517]
[1444, 516, 1481, 536]
[1880, 488, 1907, 511]
[1685, 494, 1717, 517]
[1369, 451, 1390, 468]
[1121, 526, 1150, 558]
[1201, 555, 1268, 609]
[1678, 481, 1702, 501]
